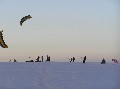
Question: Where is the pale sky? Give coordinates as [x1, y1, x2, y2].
[0, 0, 119, 62]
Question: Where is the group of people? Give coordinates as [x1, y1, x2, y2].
[9, 59, 17, 62]
[69, 56, 87, 63]
[9, 55, 51, 62]
[69, 56, 108, 64]
[69, 57, 75, 62]
[35, 56, 43, 62]
[9, 55, 118, 64]
[26, 55, 50, 62]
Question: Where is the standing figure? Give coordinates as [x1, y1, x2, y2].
[73, 57, 75, 62]
[70, 58, 73, 62]
[41, 56, 43, 62]
[46, 55, 50, 61]
[83, 56, 86, 63]
[46, 55, 49, 61]
[49, 56, 50, 61]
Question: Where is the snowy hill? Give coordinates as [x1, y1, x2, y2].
[0, 62, 119, 89]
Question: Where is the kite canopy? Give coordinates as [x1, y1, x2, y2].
[112, 59, 118, 63]
[20, 15, 32, 26]
[0, 30, 8, 48]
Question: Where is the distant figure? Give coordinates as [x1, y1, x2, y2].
[9, 59, 11, 62]
[46, 55, 50, 61]
[49, 56, 50, 61]
[83, 56, 86, 63]
[35, 56, 41, 62]
[73, 57, 75, 62]
[101, 58, 106, 64]
[14, 59, 17, 62]
[70, 58, 73, 62]
[41, 56, 43, 62]
[46, 55, 49, 61]
[69, 57, 75, 62]
[36, 56, 40, 61]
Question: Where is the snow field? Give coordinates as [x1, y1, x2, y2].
[0, 62, 119, 89]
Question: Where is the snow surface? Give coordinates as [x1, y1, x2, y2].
[0, 62, 119, 89]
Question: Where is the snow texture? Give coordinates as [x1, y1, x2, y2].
[0, 62, 119, 89]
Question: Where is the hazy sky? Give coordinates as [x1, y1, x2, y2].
[0, 0, 119, 62]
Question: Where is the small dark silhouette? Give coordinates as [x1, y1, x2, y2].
[49, 56, 50, 61]
[14, 59, 17, 62]
[26, 60, 34, 62]
[70, 58, 73, 62]
[73, 57, 75, 62]
[9, 59, 11, 62]
[26, 56, 34, 62]
[69, 57, 75, 62]
[83, 56, 86, 63]
[41, 56, 43, 62]
[101, 58, 106, 64]
[35, 56, 41, 62]
[46, 55, 50, 61]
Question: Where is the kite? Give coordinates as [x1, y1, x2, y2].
[20, 15, 32, 26]
[112, 59, 118, 63]
[0, 30, 8, 48]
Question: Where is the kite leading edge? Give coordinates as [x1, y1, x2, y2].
[20, 15, 32, 26]
[0, 30, 8, 48]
